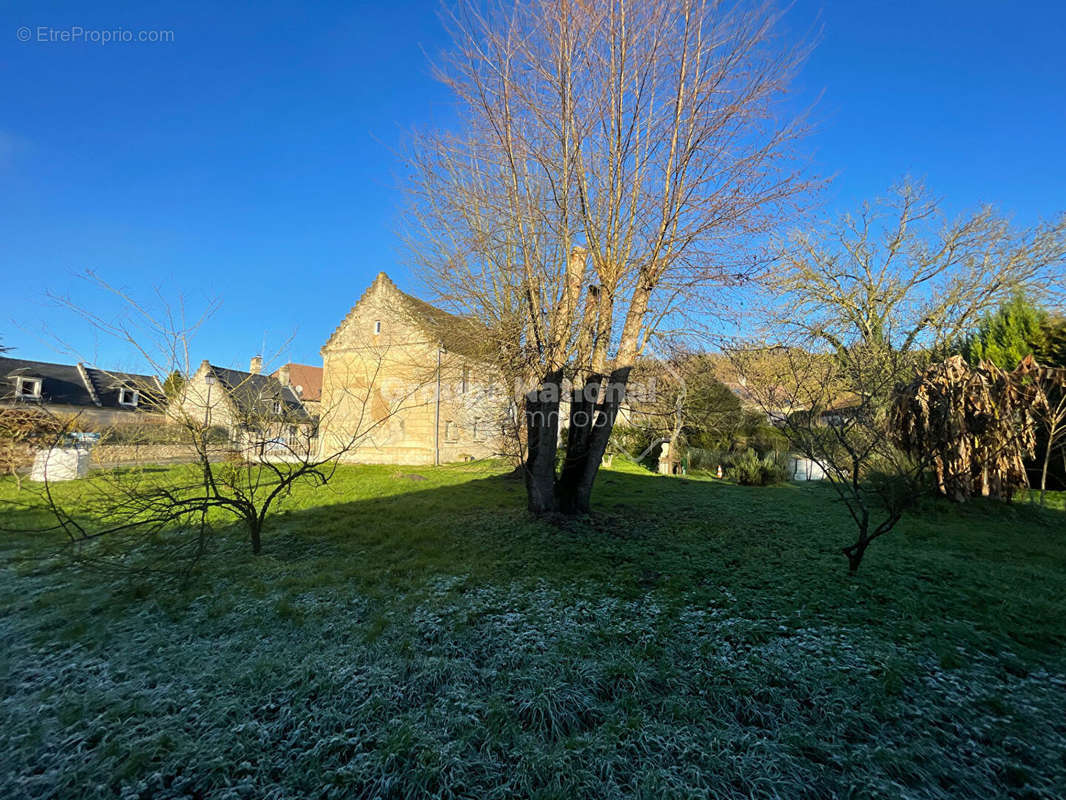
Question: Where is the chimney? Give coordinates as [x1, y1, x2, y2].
[249, 355, 262, 375]
[200, 359, 210, 372]
[278, 364, 290, 387]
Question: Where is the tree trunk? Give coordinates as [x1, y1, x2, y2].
[844, 545, 866, 574]
[522, 367, 630, 516]
[524, 369, 562, 514]
[554, 367, 630, 515]
[249, 521, 262, 555]
[842, 513, 870, 573]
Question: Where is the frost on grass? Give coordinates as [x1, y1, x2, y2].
[2, 569, 1065, 800]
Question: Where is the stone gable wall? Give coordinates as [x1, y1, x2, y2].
[319, 281, 505, 465]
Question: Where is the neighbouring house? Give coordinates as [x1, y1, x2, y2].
[0, 356, 166, 427]
[318, 272, 506, 464]
[272, 363, 323, 416]
[173, 357, 315, 452]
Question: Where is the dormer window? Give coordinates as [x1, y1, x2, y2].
[16, 377, 42, 399]
[374, 320, 381, 335]
[118, 388, 139, 407]
[273, 400, 282, 414]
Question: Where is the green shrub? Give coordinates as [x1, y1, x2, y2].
[760, 452, 791, 485]
[730, 449, 761, 484]
[729, 448, 789, 486]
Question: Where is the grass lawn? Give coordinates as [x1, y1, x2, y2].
[1, 462, 1065, 799]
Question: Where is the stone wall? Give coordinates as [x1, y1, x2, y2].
[319, 282, 502, 465]
[90, 443, 220, 466]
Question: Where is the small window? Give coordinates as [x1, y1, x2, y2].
[273, 400, 282, 414]
[16, 377, 42, 399]
[118, 388, 139, 407]
[445, 420, 458, 441]
[461, 365, 470, 394]
[287, 425, 298, 445]
[374, 320, 381, 335]
[473, 419, 484, 441]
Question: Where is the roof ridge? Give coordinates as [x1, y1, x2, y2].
[276, 361, 322, 370]
[321, 272, 406, 352]
[321, 273, 488, 357]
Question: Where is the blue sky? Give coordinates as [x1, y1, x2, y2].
[2, 0, 1064, 373]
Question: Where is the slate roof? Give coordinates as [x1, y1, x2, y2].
[0, 356, 163, 411]
[206, 364, 312, 423]
[323, 272, 489, 359]
[83, 367, 166, 412]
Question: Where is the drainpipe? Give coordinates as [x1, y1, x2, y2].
[434, 343, 442, 466]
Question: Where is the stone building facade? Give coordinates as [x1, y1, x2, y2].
[318, 273, 506, 465]
[173, 358, 313, 451]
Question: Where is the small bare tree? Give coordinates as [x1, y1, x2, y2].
[35, 275, 434, 566]
[404, 0, 815, 514]
[728, 344, 924, 572]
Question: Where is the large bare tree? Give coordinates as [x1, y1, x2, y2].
[767, 180, 1066, 367]
[404, 0, 814, 513]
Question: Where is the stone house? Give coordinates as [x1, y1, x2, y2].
[0, 356, 166, 428]
[318, 273, 506, 464]
[174, 358, 314, 451]
[271, 363, 323, 417]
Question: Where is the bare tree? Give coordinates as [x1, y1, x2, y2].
[404, 0, 814, 513]
[768, 180, 1066, 364]
[732, 182, 1066, 570]
[727, 344, 923, 572]
[34, 275, 434, 566]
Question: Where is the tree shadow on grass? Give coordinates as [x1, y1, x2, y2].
[244, 469, 861, 609]
[5, 466, 1065, 651]
[240, 469, 1066, 645]
[224, 470, 742, 587]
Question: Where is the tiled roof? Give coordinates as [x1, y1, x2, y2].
[274, 363, 323, 402]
